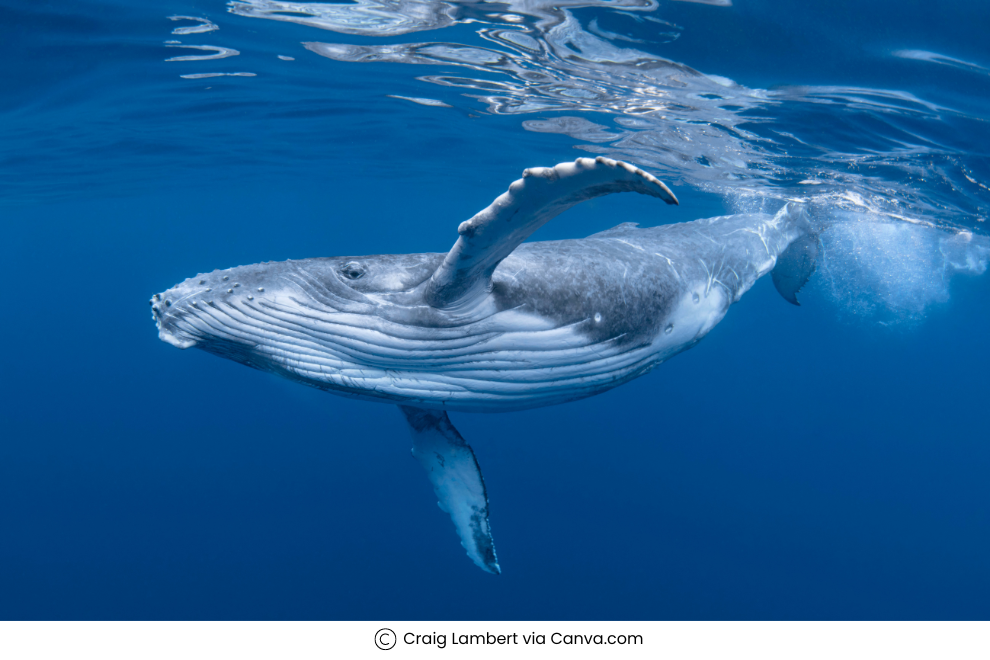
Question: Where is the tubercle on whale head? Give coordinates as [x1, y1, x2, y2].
[150, 265, 264, 351]
[150, 289, 200, 349]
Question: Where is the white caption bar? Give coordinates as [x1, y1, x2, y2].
[1, 621, 988, 659]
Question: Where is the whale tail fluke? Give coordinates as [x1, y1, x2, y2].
[771, 203, 820, 306]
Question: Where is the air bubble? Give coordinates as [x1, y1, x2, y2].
[665, 324, 673, 334]
[817, 218, 990, 324]
[223, 276, 229, 281]
[594, 313, 602, 323]
[692, 292, 700, 303]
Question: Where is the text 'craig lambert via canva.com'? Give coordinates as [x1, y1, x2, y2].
[375, 629, 644, 650]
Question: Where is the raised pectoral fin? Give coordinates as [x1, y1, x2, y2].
[400, 406, 500, 574]
[425, 157, 678, 309]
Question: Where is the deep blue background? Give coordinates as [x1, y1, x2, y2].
[0, 0, 988, 619]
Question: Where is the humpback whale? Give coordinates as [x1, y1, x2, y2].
[151, 157, 817, 574]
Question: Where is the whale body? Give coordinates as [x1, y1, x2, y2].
[152, 157, 817, 573]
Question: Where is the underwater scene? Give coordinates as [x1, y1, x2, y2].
[1, 0, 989, 619]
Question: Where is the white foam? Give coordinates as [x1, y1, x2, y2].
[815, 214, 990, 324]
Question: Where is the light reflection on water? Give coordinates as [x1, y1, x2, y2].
[226, 0, 989, 233]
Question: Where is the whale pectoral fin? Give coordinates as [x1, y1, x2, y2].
[424, 156, 678, 308]
[772, 216, 820, 307]
[399, 406, 500, 574]
[771, 203, 819, 306]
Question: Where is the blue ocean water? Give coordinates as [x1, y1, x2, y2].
[1, 0, 989, 620]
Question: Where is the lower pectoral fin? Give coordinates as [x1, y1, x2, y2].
[399, 406, 500, 574]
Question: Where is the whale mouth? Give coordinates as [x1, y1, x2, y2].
[158, 325, 199, 349]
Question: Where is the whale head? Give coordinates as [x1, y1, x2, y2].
[152, 252, 448, 347]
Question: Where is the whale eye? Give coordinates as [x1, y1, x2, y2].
[341, 261, 365, 280]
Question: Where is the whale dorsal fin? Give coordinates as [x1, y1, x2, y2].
[424, 157, 678, 309]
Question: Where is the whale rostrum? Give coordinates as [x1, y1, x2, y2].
[152, 156, 817, 573]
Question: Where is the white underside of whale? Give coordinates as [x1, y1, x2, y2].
[162, 281, 730, 411]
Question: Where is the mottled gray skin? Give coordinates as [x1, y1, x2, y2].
[153, 211, 801, 412]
